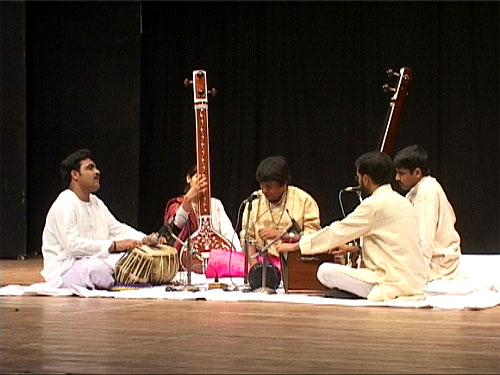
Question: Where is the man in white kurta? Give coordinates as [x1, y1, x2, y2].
[277, 152, 427, 302]
[42, 189, 149, 288]
[394, 145, 461, 282]
[41, 149, 157, 289]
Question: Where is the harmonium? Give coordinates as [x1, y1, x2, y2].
[280, 252, 347, 295]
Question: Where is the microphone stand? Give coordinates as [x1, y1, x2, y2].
[184, 236, 196, 291]
[253, 229, 288, 295]
[242, 200, 253, 290]
[338, 187, 363, 268]
[167, 227, 199, 292]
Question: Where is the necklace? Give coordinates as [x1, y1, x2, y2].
[267, 187, 288, 229]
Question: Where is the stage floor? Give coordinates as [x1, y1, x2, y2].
[1, 256, 500, 374]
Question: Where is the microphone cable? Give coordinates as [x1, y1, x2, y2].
[338, 188, 362, 218]
[338, 189, 348, 218]
[226, 200, 246, 290]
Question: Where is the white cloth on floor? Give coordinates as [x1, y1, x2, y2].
[2, 254, 500, 310]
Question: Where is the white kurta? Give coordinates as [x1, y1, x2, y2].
[406, 176, 461, 281]
[41, 189, 147, 287]
[299, 184, 427, 302]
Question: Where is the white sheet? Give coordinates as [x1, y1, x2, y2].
[2, 254, 500, 310]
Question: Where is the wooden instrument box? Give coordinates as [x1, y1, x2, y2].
[280, 252, 339, 295]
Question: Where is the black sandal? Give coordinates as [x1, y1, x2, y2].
[324, 288, 363, 299]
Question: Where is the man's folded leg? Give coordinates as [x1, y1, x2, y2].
[317, 262, 374, 299]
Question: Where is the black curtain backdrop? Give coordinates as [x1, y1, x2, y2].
[25, 2, 142, 256]
[0, 2, 26, 259]
[23, 2, 499, 257]
[139, 2, 499, 254]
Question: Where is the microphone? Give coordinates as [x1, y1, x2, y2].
[243, 191, 261, 204]
[206, 262, 228, 290]
[158, 225, 170, 237]
[151, 222, 181, 246]
[150, 225, 169, 244]
[341, 185, 363, 204]
[285, 209, 302, 235]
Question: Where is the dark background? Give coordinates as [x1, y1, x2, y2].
[1, 1, 498, 259]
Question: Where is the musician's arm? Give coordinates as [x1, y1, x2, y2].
[182, 174, 207, 212]
[109, 239, 144, 252]
[299, 203, 373, 255]
[213, 199, 242, 252]
[327, 243, 361, 255]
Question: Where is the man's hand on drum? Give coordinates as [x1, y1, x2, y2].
[143, 233, 167, 246]
[112, 239, 143, 252]
[326, 243, 361, 255]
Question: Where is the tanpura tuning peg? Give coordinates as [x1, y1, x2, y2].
[386, 69, 400, 78]
[382, 84, 396, 93]
[208, 88, 217, 97]
[184, 78, 193, 87]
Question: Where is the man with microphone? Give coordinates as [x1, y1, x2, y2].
[240, 156, 321, 269]
[276, 152, 427, 302]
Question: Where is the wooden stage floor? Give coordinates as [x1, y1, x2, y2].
[2, 257, 500, 374]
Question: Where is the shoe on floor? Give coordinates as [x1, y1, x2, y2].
[324, 288, 363, 299]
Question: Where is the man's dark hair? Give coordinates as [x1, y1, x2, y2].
[393, 145, 430, 175]
[255, 156, 292, 186]
[60, 149, 92, 188]
[355, 151, 393, 186]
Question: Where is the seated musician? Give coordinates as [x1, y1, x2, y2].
[41, 149, 160, 290]
[241, 155, 321, 268]
[393, 145, 461, 282]
[277, 152, 427, 302]
[163, 165, 242, 253]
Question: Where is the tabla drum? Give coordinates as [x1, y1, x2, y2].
[248, 262, 282, 291]
[115, 244, 179, 285]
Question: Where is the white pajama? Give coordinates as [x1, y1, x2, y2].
[61, 258, 114, 289]
[317, 263, 375, 298]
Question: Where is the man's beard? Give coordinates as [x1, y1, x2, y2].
[360, 183, 370, 198]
